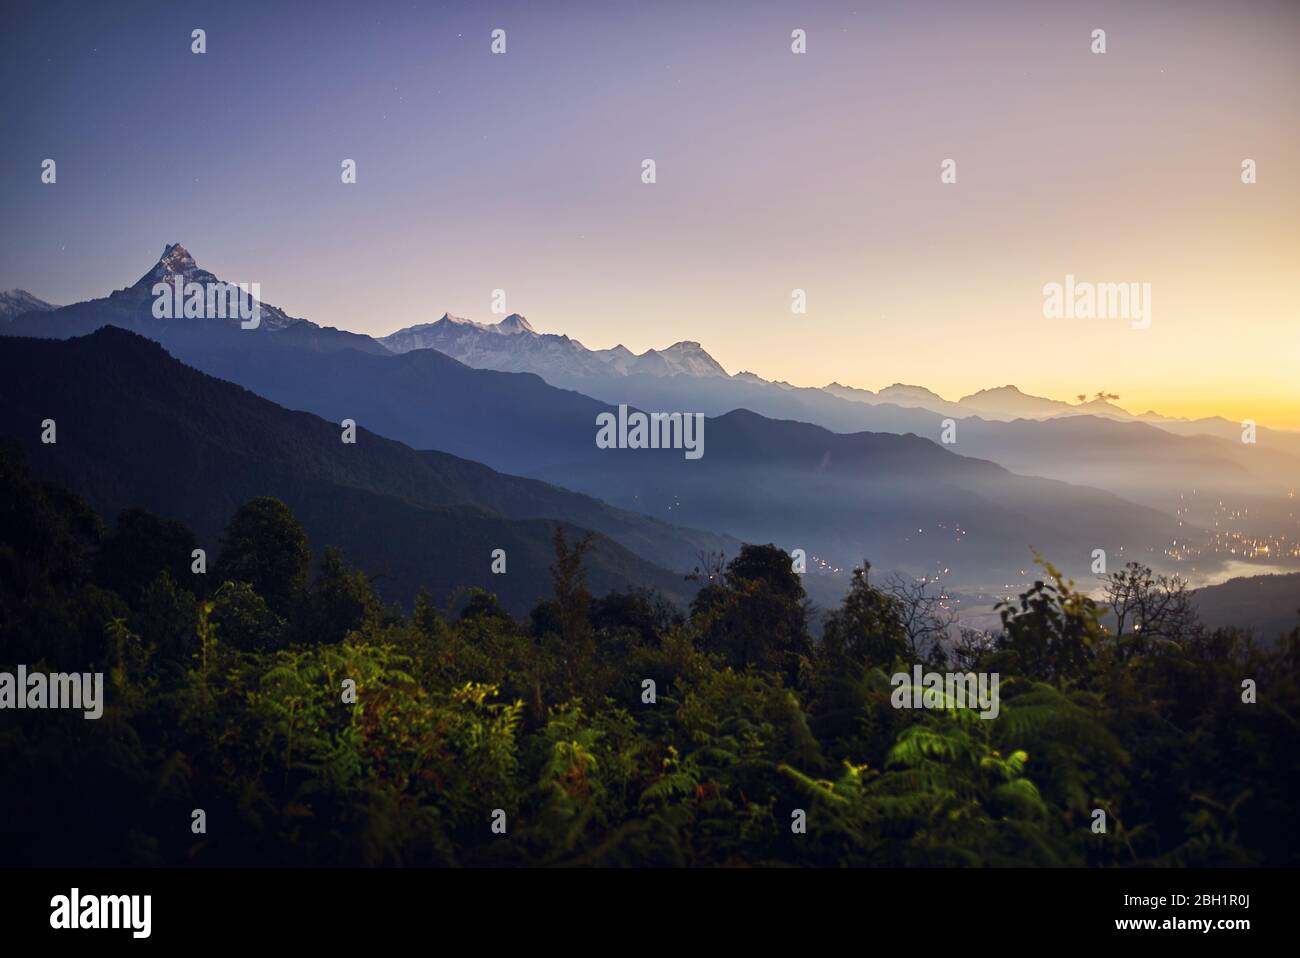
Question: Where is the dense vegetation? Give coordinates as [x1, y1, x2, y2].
[1, 441, 1296, 867]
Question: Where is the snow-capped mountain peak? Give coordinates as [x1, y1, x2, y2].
[0, 288, 58, 322]
[110, 243, 304, 331]
[494, 313, 535, 335]
[650, 341, 729, 377]
[158, 242, 196, 271]
[380, 312, 731, 381]
[133, 243, 215, 288]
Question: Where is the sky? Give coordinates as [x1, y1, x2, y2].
[3, 0, 1298, 427]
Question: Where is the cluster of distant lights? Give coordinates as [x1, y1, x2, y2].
[1164, 536, 1300, 561]
[936, 522, 968, 542]
[1207, 532, 1300, 559]
[665, 487, 1298, 588]
[901, 524, 969, 545]
[898, 569, 963, 612]
[1166, 492, 1300, 560]
[808, 554, 843, 575]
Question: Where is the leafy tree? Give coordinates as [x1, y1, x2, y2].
[216, 497, 310, 617]
[5, 466, 1298, 869]
[95, 507, 199, 604]
[549, 527, 595, 697]
[210, 580, 286, 652]
[0, 440, 104, 666]
[295, 546, 382, 646]
[130, 570, 199, 662]
[591, 588, 680, 647]
[821, 562, 909, 674]
[460, 588, 514, 625]
[993, 558, 1102, 684]
[691, 543, 813, 683]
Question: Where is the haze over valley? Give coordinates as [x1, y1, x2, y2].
[4, 244, 1297, 624]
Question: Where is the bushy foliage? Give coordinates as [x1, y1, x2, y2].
[1, 446, 1296, 867]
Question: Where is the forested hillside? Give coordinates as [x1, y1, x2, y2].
[3, 442, 1295, 867]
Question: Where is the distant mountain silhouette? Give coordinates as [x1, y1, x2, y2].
[525, 407, 1193, 590]
[8, 244, 1296, 591]
[373, 303, 1300, 515]
[957, 385, 1075, 419]
[14, 243, 1299, 456]
[71, 309, 1200, 588]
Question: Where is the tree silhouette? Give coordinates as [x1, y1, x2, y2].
[216, 497, 310, 617]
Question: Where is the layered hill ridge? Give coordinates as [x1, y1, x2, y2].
[11, 243, 1298, 443]
[12, 243, 1296, 450]
[0, 327, 737, 613]
[6, 243, 1296, 593]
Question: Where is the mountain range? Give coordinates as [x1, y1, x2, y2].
[366, 290, 1300, 534]
[3, 244, 1296, 604]
[4, 244, 391, 356]
[379, 313, 730, 380]
[372, 305, 1298, 442]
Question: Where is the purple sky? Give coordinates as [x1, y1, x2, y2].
[3, 0, 1298, 425]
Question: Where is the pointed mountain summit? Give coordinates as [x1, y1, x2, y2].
[494, 313, 535, 335]
[876, 383, 948, 405]
[389, 312, 536, 339]
[635, 341, 729, 377]
[381, 313, 495, 352]
[122, 242, 307, 331]
[3, 243, 389, 351]
[380, 312, 732, 382]
[0, 289, 58, 322]
[821, 381, 881, 403]
[958, 384, 1075, 419]
[133, 242, 218, 289]
[153, 242, 199, 275]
